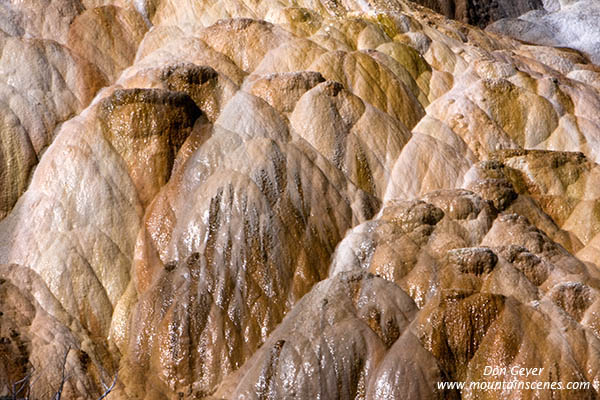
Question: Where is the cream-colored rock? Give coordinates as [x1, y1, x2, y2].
[464, 150, 600, 253]
[290, 80, 411, 197]
[0, 112, 143, 339]
[219, 271, 417, 399]
[309, 50, 425, 128]
[0, 262, 126, 398]
[67, 6, 148, 82]
[119, 124, 379, 395]
[326, 188, 600, 399]
[0, 36, 106, 219]
[0, 264, 116, 399]
[0, 0, 84, 43]
[1, 0, 600, 398]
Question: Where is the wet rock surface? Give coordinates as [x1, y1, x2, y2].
[98, 88, 204, 205]
[0, 0, 599, 399]
[411, 0, 544, 27]
[487, 0, 600, 64]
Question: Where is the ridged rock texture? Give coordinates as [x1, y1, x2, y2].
[0, 0, 600, 399]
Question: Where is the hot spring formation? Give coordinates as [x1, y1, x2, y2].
[1, 0, 600, 399]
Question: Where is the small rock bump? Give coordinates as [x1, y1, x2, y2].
[448, 247, 498, 275]
[549, 282, 595, 321]
[468, 178, 518, 211]
[164, 261, 177, 272]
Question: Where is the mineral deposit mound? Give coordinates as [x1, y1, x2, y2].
[1, 0, 600, 399]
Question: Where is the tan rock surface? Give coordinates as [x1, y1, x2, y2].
[0, 0, 600, 398]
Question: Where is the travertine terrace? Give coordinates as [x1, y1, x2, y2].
[1, 0, 600, 399]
